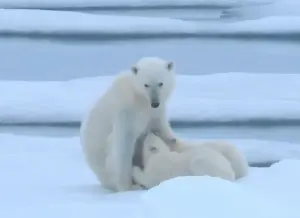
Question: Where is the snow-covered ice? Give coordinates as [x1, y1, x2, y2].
[0, 73, 299, 124]
[0, 9, 199, 34]
[1, 133, 299, 218]
[225, 16, 300, 33]
[0, 0, 299, 216]
[190, 138, 300, 163]
[1, 9, 300, 35]
[223, 0, 300, 19]
[253, 0, 300, 17]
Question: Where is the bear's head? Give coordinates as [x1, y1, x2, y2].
[130, 57, 176, 109]
[142, 133, 171, 164]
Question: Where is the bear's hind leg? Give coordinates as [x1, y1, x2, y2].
[190, 149, 235, 181]
[132, 166, 149, 188]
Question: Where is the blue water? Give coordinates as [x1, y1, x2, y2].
[0, 38, 299, 81]
[0, 125, 299, 144]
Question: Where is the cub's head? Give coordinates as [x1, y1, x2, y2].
[142, 133, 171, 164]
[130, 57, 176, 109]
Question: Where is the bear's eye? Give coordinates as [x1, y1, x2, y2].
[144, 84, 149, 88]
[158, 82, 163, 87]
[149, 146, 157, 152]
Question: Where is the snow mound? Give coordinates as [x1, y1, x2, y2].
[237, 159, 300, 210]
[141, 160, 300, 218]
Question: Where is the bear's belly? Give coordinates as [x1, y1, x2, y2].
[132, 111, 152, 135]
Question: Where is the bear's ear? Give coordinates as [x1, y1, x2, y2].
[166, 61, 174, 71]
[131, 66, 138, 75]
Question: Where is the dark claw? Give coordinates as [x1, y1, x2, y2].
[152, 130, 159, 136]
[166, 138, 176, 146]
[170, 138, 177, 144]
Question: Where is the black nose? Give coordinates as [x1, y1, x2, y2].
[151, 102, 160, 108]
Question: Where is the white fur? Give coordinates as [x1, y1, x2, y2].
[199, 141, 248, 179]
[173, 140, 249, 179]
[132, 134, 236, 189]
[80, 57, 176, 192]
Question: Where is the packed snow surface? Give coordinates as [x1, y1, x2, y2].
[1, 134, 299, 218]
[0, 73, 299, 124]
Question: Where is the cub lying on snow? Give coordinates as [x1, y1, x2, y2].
[172, 138, 249, 180]
[132, 133, 248, 189]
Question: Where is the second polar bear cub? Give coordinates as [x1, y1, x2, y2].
[173, 139, 249, 180]
[133, 134, 242, 189]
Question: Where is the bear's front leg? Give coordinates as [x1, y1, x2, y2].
[132, 131, 148, 170]
[152, 113, 177, 150]
[111, 110, 137, 192]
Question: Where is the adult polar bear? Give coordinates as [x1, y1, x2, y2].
[80, 57, 177, 192]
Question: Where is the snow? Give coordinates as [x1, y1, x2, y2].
[226, 16, 300, 33]
[189, 138, 300, 163]
[0, 9, 199, 34]
[141, 170, 300, 218]
[1, 9, 300, 35]
[0, 0, 243, 8]
[0, 73, 299, 124]
[1, 133, 299, 218]
[257, 0, 300, 17]
[223, 0, 300, 19]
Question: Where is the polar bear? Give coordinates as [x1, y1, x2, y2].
[132, 133, 236, 189]
[80, 57, 177, 192]
[173, 140, 249, 179]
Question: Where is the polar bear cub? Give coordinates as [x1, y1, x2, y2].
[173, 140, 249, 179]
[80, 57, 177, 192]
[132, 133, 236, 189]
